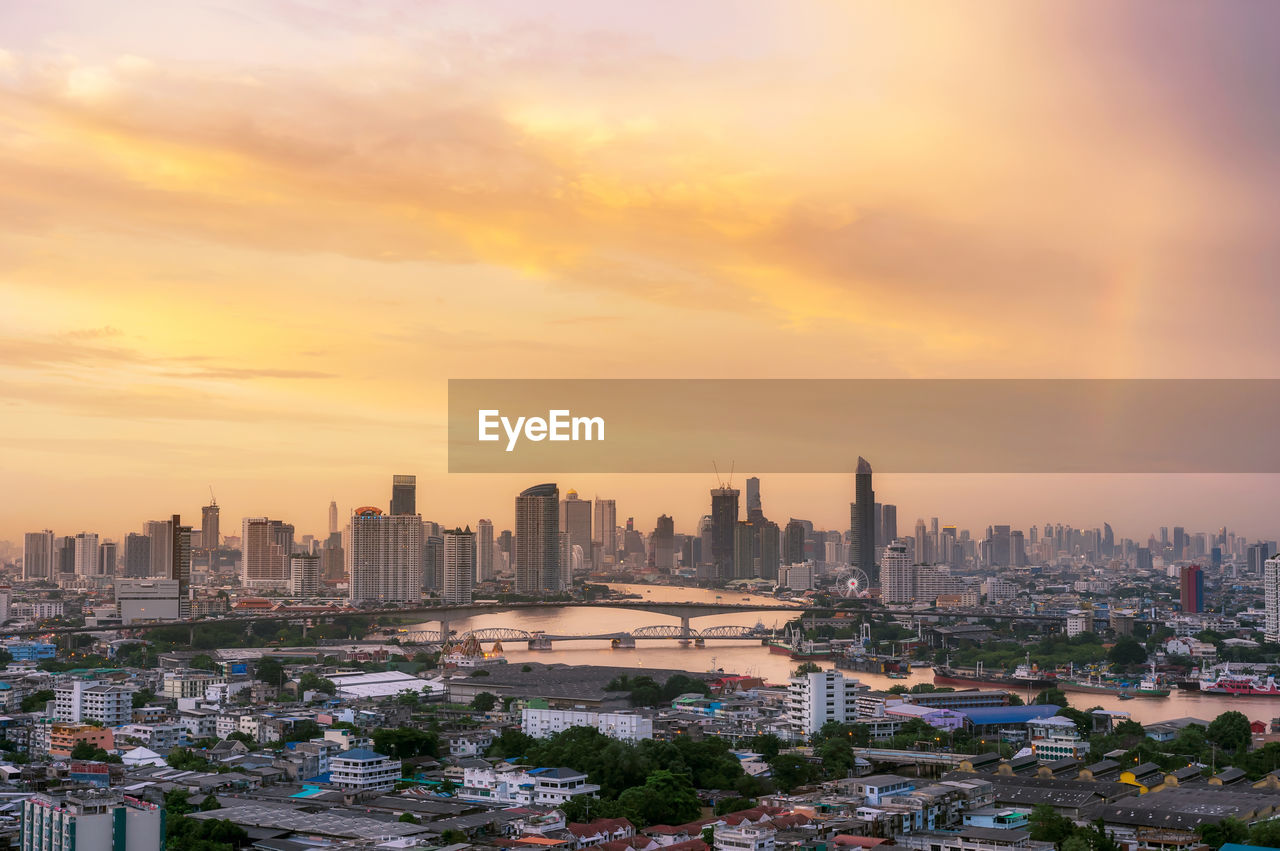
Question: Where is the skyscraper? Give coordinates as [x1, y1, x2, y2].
[881, 541, 913, 603]
[443, 526, 476, 605]
[171, 514, 191, 618]
[784, 519, 806, 567]
[289, 553, 321, 595]
[98, 541, 117, 577]
[23, 531, 54, 580]
[73, 533, 99, 577]
[882, 504, 898, 545]
[201, 500, 220, 550]
[328, 500, 339, 535]
[592, 498, 617, 568]
[559, 490, 592, 566]
[144, 519, 173, 578]
[122, 534, 150, 578]
[745, 477, 762, 521]
[516, 483, 560, 595]
[55, 536, 75, 575]
[241, 517, 288, 588]
[1267, 557, 1280, 643]
[710, 487, 740, 581]
[849, 457, 875, 581]
[1179, 564, 1204, 613]
[390, 474, 417, 516]
[348, 506, 424, 605]
[652, 515, 675, 570]
[477, 519, 495, 583]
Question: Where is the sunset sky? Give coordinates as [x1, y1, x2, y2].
[3, 1, 1280, 542]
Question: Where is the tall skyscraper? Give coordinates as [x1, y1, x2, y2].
[443, 527, 476, 605]
[881, 541, 913, 603]
[784, 519, 806, 567]
[23, 531, 54, 580]
[710, 487, 740, 581]
[348, 506, 424, 605]
[1266, 557, 1280, 643]
[328, 500, 339, 535]
[652, 515, 675, 570]
[1179, 564, 1204, 613]
[122, 534, 151, 578]
[171, 514, 191, 618]
[477, 519, 495, 583]
[390, 474, 417, 516]
[745, 477, 762, 521]
[592, 498, 617, 568]
[882, 504, 898, 545]
[73, 533, 99, 577]
[289, 553, 321, 595]
[559, 490, 592, 566]
[241, 517, 288, 588]
[422, 533, 443, 591]
[849, 457, 875, 581]
[98, 541, 117, 577]
[144, 519, 173, 578]
[757, 520, 780, 579]
[55, 536, 75, 575]
[201, 500, 220, 550]
[516, 483, 560, 595]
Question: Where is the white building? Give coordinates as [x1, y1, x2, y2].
[23, 531, 55, 580]
[115, 579, 181, 624]
[522, 707, 653, 742]
[1064, 610, 1093, 637]
[462, 764, 600, 807]
[54, 681, 134, 727]
[329, 747, 402, 793]
[779, 562, 814, 591]
[881, 541, 914, 604]
[443, 527, 476, 605]
[1266, 557, 1280, 643]
[289, 554, 320, 596]
[162, 670, 227, 700]
[22, 792, 162, 851]
[715, 824, 776, 851]
[348, 508, 423, 605]
[116, 724, 183, 753]
[983, 578, 1018, 602]
[1027, 716, 1088, 761]
[787, 669, 865, 737]
[74, 533, 100, 578]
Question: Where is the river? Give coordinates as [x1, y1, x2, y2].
[408, 584, 1280, 727]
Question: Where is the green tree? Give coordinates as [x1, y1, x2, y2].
[254, 657, 285, 687]
[372, 727, 439, 759]
[298, 673, 336, 694]
[750, 734, 782, 761]
[164, 789, 194, 816]
[1207, 711, 1252, 753]
[1108, 638, 1148, 667]
[487, 729, 535, 759]
[793, 662, 822, 675]
[617, 770, 702, 828]
[769, 754, 818, 792]
[199, 794, 222, 812]
[1028, 804, 1076, 845]
[715, 797, 754, 816]
[398, 813, 418, 824]
[1034, 688, 1069, 707]
[132, 688, 157, 709]
[21, 690, 54, 713]
[440, 830, 467, 845]
[190, 655, 217, 671]
[470, 692, 498, 712]
[1197, 817, 1249, 849]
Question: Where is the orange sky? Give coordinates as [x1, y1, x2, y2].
[2, 1, 1279, 542]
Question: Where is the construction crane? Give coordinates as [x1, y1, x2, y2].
[208, 485, 217, 506]
[712, 460, 735, 489]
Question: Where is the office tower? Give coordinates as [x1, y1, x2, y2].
[1266, 558, 1280, 643]
[784, 520, 806, 567]
[270, 520, 295, 559]
[873, 502, 882, 549]
[592, 498, 617, 568]
[55, 536, 76, 575]
[321, 532, 345, 582]
[697, 515, 714, 568]
[422, 534, 443, 591]
[881, 504, 897, 545]
[98, 542, 117, 577]
[1179, 564, 1204, 613]
[121, 534, 150, 578]
[477, 519, 495, 583]
[241, 517, 288, 588]
[171, 515, 191, 618]
[652, 515, 675, 570]
[390, 474, 417, 516]
[143, 520, 172, 578]
[1249, 543, 1271, 575]
[990, 525, 1011, 567]
[1173, 526, 1186, 560]
[733, 521, 756, 579]
[289, 554, 321, 595]
[745, 477, 762, 522]
[23, 531, 55, 580]
[516, 483, 561, 595]
[442, 527, 476, 605]
[849, 457, 876, 581]
[758, 520, 780, 579]
[881, 541, 913, 603]
[200, 500, 220, 550]
[329, 500, 339, 535]
[73, 533, 99, 577]
[22, 792, 163, 851]
[710, 487, 740, 580]
[1135, 547, 1153, 572]
[1010, 530, 1025, 567]
[348, 507, 424, 605]
[498, 529, 514, 556]
[1102, 522, 1114, 557]
[913, 518, 928, 563]
[560, 490, 592, 565]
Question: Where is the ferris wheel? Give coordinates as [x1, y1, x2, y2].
[837, 567, 872, 598]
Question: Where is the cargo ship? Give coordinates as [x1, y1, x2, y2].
[1200, 666, 1280, 696]
[1058, 670, 1169, 698]
[767, 625, 835, 660]
[932, 654, 1057, 689]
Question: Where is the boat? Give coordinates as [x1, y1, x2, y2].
[1058, 663, 1169, 698]
[1117, 692, 1134, 700]
[1200, 665, 1280, 696]
[886, 672, 909, 680]
[767, 624, 835, 660]
[933, 653, 1057, 689]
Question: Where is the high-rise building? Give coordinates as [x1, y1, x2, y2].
[592, 498, 617, 568]
[1265, 557, 1280, 643]
[390, 474, 417, 516]
[143, 520, 172, 578]
[23, 531, 55, 580]
[788, 669, 864, 736]
[477, 519, 495, 583]
[73, 533, 99, 577]
[989, 525, 1011, 568]
[443, 527, 476, 605]
[122, 534, 150, 579]
[881, 541, 913, 604]
[55, 535, 76, 576]
[201, 501, 220, 550]
[97, 541, 117, 577]
[710, 487, 740, 581]
[171, 515, 191, 618]
[22, 792, 163, 851]
[745, 477, 762, 521]
[516, 484, 560, 595]
[849, 457, 875, 581]
[652, 515, 675, 570]
[881, 504, 898, 545]
[757, 520, 780, 579]
[422, 534, 443, 591]
[241, 517, 288, 588]
[348, 507, 424, 605]
[1179, 564, 1204, 614]
[289, 554, 321, 596]
[784, 519, 806, 567]
[560, 490, 592, 566]
[329, 500, 339, 535]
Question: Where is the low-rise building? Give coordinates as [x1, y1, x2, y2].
[21, 791, 162, 851]
[523, 705, 654, 741]
[330, 747, 402, 793]
[55, 681, 134, 728]
[462, 763, 601, 807]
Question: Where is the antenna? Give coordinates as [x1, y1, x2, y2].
[727, 460, 734, 489]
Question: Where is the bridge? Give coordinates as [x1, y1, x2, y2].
[398, 622, 772, 648]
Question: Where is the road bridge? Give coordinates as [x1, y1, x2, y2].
[397, 622, 772, 648]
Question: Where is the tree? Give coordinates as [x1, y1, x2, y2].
[164, 789, 194, 816]
[284, 720, 322, 743]
[132, 688, 157, 709]
[617, 770, 702, 828]
[470, 692, 498, 712]
[21, 690, 54, 713]
[70, 741, 101, 761]
[1197, 817, 1249, 849]
[1108, 638, 1148, 667]
[1028, 804, 1076, 845]
[794, 662, 822, 675]
[1207, 711, 1252, 753]
[190, 655, 217, 671]
[715, 797, 755, 816]
[750, 734, 782, 761]
[226, 731, 256, 747]
[199, 794, 222, 812]
[398, 813, 419, 824]
[440, 830, 468, 845]
[769, 754, 818, 792]
[1034, 688, 1069, 707]
[254, 657, 285, 686]
[487, 729, 535, 759]
[298, 673, 336, 695]
[373, 727, 439, 759]
[1057, 707, 1094, 738]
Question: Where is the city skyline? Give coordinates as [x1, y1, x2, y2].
[4, 2, 1280, 543]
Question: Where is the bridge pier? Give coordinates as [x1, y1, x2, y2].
[528, 635, 552, 650]
[680, 615, 692, 644]
[612, 635, 635, 648]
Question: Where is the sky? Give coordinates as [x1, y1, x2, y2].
[2, 0, 1280, 543]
